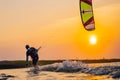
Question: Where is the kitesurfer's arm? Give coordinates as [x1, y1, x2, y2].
[37, 46, 42, 52]
[26, 54, 29, 66]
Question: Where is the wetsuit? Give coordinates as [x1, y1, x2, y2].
[26, 47, 39, 66]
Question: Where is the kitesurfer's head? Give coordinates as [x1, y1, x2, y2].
[25, 45, 30, 49]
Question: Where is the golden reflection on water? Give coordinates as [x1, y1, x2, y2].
[89, 62, 120, 67]
[0, 68, 110, 80]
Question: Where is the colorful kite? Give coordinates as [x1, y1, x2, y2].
[80, 0, 95, 31]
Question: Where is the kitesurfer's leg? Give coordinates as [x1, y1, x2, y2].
[32, 57, 39, 69]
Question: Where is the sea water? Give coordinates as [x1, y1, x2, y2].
[0, 61, 120, 80]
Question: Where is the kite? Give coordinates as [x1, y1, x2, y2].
[80, 0, 95, 31]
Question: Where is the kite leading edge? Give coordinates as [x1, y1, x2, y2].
[80, 0, 95, 31]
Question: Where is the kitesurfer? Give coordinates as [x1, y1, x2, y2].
[25, 45, 41, 68]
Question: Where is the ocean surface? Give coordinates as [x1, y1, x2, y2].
[0, 61, 120, 80]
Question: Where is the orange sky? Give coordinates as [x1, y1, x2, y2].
[0, 0, 120, 60]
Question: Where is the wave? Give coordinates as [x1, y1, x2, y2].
[39, 60, 88, 72]
[39, 60, 120, 78]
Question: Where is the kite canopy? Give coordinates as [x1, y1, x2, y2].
[80, 0, 95, 31]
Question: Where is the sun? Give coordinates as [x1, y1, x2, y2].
[89, 35, 97, 45]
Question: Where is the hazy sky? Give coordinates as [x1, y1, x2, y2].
[0, 0, 120, 60]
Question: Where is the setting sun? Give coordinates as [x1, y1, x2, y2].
[89, 35, 97, 45]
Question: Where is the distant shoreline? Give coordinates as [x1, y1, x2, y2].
[0, 59, 120, 69]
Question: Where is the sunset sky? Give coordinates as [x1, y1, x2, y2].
[0, 0, 120, 60]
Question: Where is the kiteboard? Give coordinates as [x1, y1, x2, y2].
[27, 67, 40, 74]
